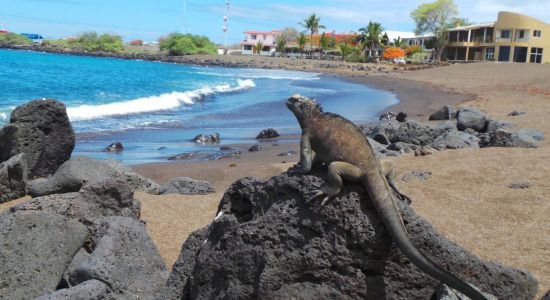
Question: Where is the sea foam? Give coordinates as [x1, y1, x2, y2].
[67, 79, 255, 121]
[0, 112, 7, 122]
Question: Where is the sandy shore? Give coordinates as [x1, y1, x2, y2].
[132, 60, 550, 297]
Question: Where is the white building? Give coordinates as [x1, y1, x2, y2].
[240, 30, 280, 55]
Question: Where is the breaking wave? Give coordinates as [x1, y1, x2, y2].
[67, 79, 255, 121]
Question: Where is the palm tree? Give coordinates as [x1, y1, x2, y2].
[297, 33, 307, 58]
[254, 41, 264, 55]
[319, 33, 330, 59]
[300, 13, 325, 58]
[337, 43, 351, 61]
[358, 21, 384, 58]
[393, 36, 404, 48]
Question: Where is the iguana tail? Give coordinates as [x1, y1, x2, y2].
[362, 175, 488, 300]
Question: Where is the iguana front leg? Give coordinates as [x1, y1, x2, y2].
[311, 161, 364, 206]
[300, 133, 313, 172]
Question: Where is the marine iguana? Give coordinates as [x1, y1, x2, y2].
[286, 94, 488, 300]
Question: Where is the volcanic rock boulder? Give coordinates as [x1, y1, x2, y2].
[159, 177, 215, 195]
[256, 128, 280, 139]
[429, 105, 458, 120]
[457, 107, 487, 132]
[0, 99, 75, 178]
[68, 217, 169, 299]
[34, 280, 112, 300]
[431, 130, 480, 150]
[375, 120, 436, 146]
[0, 211, 89, 300]
[164, 173, 538, 300]
[12, 178, 141, 230]
[0, 153, 27, 203]
[27, 156, 161, 197]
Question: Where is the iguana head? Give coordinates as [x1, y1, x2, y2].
[286, 94, 322, 126]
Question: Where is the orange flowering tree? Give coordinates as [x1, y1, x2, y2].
[405, 45, 422, 57]
[382, 47, 405, 60]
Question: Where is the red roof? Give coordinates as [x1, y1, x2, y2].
[0, 29, 8, 33]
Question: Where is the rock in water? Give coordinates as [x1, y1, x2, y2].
[0, 211, 89, 300]
[0, 154, 27, 203]
[103, 141, 124, 152]
[256, 128, 280, 139]
[164, 173, 538, 299]
[192, 133, 220, 144]
[0, 99, 75, 178]
[68, 217, 169, 299]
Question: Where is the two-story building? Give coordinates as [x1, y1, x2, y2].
[443, 11, 550, 63]
[241, 30, 280, 55]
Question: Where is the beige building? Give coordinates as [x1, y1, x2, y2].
[444, 11, 550, 63]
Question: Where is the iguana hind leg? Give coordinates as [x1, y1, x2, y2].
[310, 161, 364, 206]
[381, 160, 412, 205]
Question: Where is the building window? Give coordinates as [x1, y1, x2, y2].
[500, 30, 511, 39]
[530, 47, 543, 63]
[243, 45, 253, 51]
[519, 30, 525, 39]
[533, 30, 541, 38]
[485, 47, 495, 60]
[251, 34, 257, 40]
[263, 35, 266, 40]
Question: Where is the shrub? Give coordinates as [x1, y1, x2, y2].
[130, 39, 143, 46]
[0, 33, 32, 45]
[405, 45, 423, 57]
[160, 33, 217, 56]
[382, 47, 405, 60]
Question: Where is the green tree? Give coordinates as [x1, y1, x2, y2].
[297, 33, 308, 58]
[159, 33, 217, 55]
[276, 36, 286, 56]
[393, 36, 404, 48]
[300, 13, 325, 57]
[358, 21, 384, 58]
[0, 33, 32, 45]
[411, 0, 458, 62]
[336, 43, 352, 61]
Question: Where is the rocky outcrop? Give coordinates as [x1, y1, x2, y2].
[34, 280, 112, 300]
[0, 99, 75, 178]
[0, 154, 27, 203]
[159, 177, 215, 195]
[0, 211, 89, 300]
[27, 156, 162, 197]
[248, 145, 263, 152]
[67, 217, 169, 299]
[256, 128, 280, 139]
[164, 173, 538, 300]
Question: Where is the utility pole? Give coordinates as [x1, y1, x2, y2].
[222, 0, 229, 54]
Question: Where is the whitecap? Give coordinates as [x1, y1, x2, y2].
[67, 79, 255, 121]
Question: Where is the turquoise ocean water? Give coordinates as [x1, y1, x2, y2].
[0, 49, 399, 164]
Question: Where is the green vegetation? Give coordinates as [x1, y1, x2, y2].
[254, 41, 264, 55]
[44, 32, 124, 53]
[276, 37, 286, 56]
[297, 33, 308, 57]
[358, 21, 384, 59]
[411, 0, 458, 62]
[0, 33, 32, 45]
[159, 33, 217, 55]
[300, 13, 325, 55]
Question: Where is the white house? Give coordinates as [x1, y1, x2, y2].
[241, 30, 280, 55]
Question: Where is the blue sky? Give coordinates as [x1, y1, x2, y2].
[0, 0, 548, 44]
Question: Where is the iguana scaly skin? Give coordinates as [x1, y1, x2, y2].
[286, 94, 488, 300]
